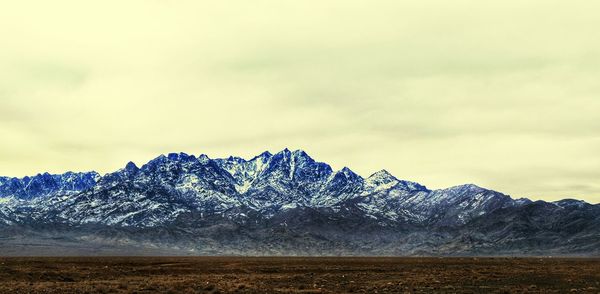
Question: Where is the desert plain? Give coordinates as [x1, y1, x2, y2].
[0, 257, 599, 293]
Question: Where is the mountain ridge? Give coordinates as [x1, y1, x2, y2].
[0, 149, 598, 256]
[1, 149, 594, 205]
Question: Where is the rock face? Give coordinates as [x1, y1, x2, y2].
[0, 149, 598, 256]
[0, 172, 100, 200]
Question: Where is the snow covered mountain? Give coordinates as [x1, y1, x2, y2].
[0, 149, 598, 256]
[0, 171, 99, 200]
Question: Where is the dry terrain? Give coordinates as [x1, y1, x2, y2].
[0, 257, 598, 293]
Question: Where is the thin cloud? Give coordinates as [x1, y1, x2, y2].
[0, 0, 599, 202]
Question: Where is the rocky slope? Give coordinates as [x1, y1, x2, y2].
[0, 149, 598, 255]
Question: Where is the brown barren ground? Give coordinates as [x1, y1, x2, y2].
[0, 257, 598, 293]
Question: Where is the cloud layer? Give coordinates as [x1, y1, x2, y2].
[1, 0, 599, 202]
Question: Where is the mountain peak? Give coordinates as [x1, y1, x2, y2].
[125, 161, 139, 172]
[292, 149, 316, 161]
[274, 148, 311, 157]
[364, 169, 429, 192]
[446, 184, 486, 192]
[335, 167, 361, 179]
[553, 199, 590, 208]
[368, 169, 397, 181]
[340, 166, 356, 174]
[291, 149, 307, 156]
[226, 156, 246, 163]
[149, 154, 168, 164]
[167, 152, 196, 162]
[249, 151, 272, 161]
[198, 154, 210, 163]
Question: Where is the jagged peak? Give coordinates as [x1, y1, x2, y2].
[167, 152, 196, 161]
[340, 166, 356, 175]
[292, 149, 316, 163]
[363, 170, 429, 192]
[273, 148, 310, 157]
[291, 149, 307, 156]
[226, 156, 246, 163]
[167, 152, 180, 160]
[125, 161, 139, 172]
[198, 154, 210, 163]
[335, 167, 362, 180]
[274, 148, 291, 157]
[248, 151, 272, 161]
[38, 172, 52, 178]
[367, 169, 397, 182]
[256, 149, 315, 163]
[150, 154, 168, 163]
[141, 154, 169, 170]
[364, 170, 399, 189]
[270, 149, 293, 162]
[143, 153, 200, 168]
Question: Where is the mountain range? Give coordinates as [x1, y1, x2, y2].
[0, 149, 598, 256]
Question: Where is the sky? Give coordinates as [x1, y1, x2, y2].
[1, 0, 599, 203]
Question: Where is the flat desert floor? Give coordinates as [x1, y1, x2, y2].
[0, 257, 599, 293]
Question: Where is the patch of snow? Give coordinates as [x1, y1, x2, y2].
[281, 203, 299, 210]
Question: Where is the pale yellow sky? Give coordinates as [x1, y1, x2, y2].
[1, 0, 599, 202]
